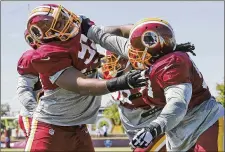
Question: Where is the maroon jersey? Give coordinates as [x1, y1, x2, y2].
[31, 34, 102, 90]
[17, 50, 42, 91]
[142, 51, 211, 109]
[17, 50, 39, 76]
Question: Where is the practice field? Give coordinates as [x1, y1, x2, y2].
[1, 147, 132, 152]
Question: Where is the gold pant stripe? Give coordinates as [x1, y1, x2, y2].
[149, 135, 166, 152]
[218, 116, 224, 152]
[22, 117, 30, 136]
[25, 119, 38, 152]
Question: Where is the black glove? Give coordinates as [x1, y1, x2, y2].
[130, 122, 163, 149]
[106, 70, 147, 92]
[79, 15, 95, 36]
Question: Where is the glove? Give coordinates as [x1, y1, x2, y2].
[130, 128, 153, 149]
[79, 15, 95, 36]
[130, 122, 163, 149]
[106, 70, 148, 92]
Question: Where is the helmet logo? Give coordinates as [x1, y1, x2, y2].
[30, 25, 43, 40]
[141, 31, 158, 48]
[25, 35, 34, 44]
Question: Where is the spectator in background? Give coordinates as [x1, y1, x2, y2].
[102, 124, 108, 137]
[96, 128, 101, 137]
[1, 122, 5, 134]
[4, 127, 11, 148]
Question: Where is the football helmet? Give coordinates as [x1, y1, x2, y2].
[128, 18, 176, 69]
[27, 4, 81, 42]
[101, 50, 129, 79]
[24, 29, 40, 50]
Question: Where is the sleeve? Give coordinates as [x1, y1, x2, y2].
[156, 56, 191, 89]
[49, 66, 73, 84]
[31, 49, 72, 77]
[17, 51, 39, 76]
[87, 25, 129, 59]
[151, 83, 192, 132]
[16, 74, 39, 113]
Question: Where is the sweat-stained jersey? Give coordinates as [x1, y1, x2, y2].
[87, 25, 224, 151]
[30, 34, 102, 126]
[17, 50, 42, 117]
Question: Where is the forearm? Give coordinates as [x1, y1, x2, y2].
[150, 83, 192, 136]
[87, 25, 129, 58]
[54, 67, 145, 96]
[72, 77, 110, 96]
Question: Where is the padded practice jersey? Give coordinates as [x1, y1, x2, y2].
[30, 34, 102, 126]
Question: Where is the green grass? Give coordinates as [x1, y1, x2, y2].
[1, 147, 132, 152]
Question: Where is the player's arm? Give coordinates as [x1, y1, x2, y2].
[131, 83, 192, 149]
[80, 15, 133, 38]
[151, 83, 192, 132]
[53, 66, 146, 96]
[87, 25, 130, 59]
[87, 25, 129, 59]
[17, 74, 39, 113]
[103, 24, 133, 38]
[80, 16, 130, 58]
[32, 51, 147, 96]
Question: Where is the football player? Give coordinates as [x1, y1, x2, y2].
[24, 4, 147, 152]
[17, 29, 42, 140]
[100, 50, 167, 152]
[83, 17, 225, 151]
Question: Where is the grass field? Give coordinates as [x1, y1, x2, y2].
[1, 147, 132, 152]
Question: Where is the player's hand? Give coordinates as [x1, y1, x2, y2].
[130, 128, 153, 149]
[79, 15, 95, 36]
[106, 70, 148, 92]
[125, 70, 147, 89]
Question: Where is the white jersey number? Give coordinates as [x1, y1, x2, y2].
[78, 35, 97, 65]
